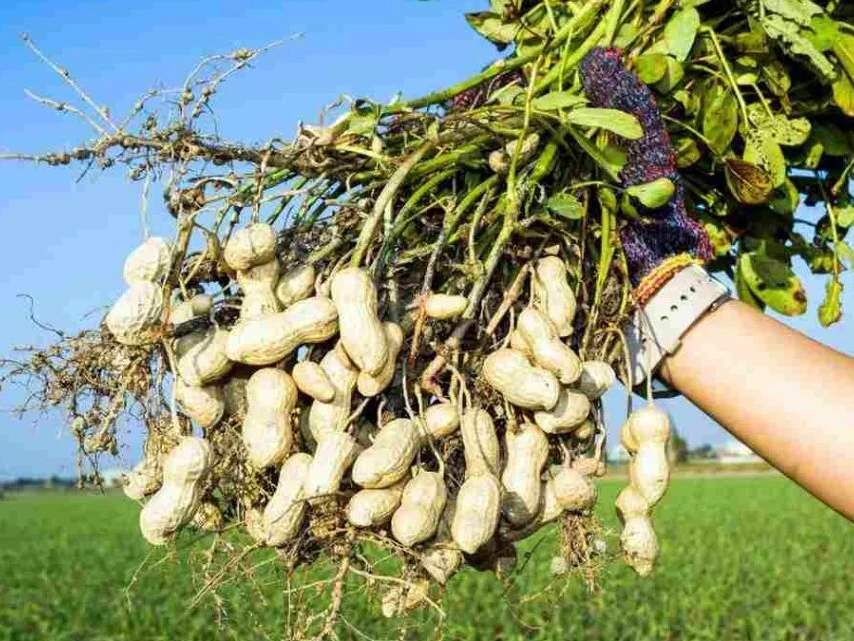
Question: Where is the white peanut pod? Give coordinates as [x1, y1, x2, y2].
[460, 408, 500, 477]
[123, 237, 172, 285]
[616, 485, 658, 576]
[123, 458, 161, 500]
[421, 403, 460, 441]
[576, 361, 616, 400]
[532, 255, 576, 337]
[292, 360, 335, 402]
[174, 378, 224, 429]
[420, 500, 463, 584]
[573, 419, 596, 441]
[262, 452, 312, 546]
[304, 431, 360, 499]
[308, 347, 358, 440]
[243, 368, 297, 469]
[624, 405, 671, 506]
[236, 259, 281, 321]
[517, 307, 582, 385]
[533, 388, 591, 434]
[106, 282, 164, 346]
[226, 296, 338, 366]
[177, 328, 233, 387]
[424, 293, 468, 320]
[139, 437, 212, 545]
[550, 466, 597, 511]
[539, 478, 563, 524]
[352, 418, 420, 489]
[169, 297, 206, 326]
[347, 481, 406, 527]
[276, 264, 316, 307]
[481, 349, 559, 411]
[391, 471, 447, 547]
[508, 329, 533, 358]
[501, 423, 549, 526]
[329, 267, 388, 376]
[451, 473, 501, 554]
[357, 322, 403, 397]
[224, 223, 277, 271]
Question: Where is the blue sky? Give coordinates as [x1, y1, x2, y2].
[0, 0, 851, 479]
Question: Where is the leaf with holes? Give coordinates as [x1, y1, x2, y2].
[744, 129, 787, 188]
[738, 252, 807, 316]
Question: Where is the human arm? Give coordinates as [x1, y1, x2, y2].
[659, 298, 854, 521]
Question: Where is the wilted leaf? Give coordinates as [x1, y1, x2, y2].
[674, 137, 701, 168]
[664, 7, 700, 61]
[533, 91, 586, 111]
[763, 0, 823, 27]
[465, 12, 519, 47]
[744, 129, 787, 188]
[725, 158, 773, 205]
[546, 192, 585, 219]
[818, 276, 843, 326]
[654, 56, 685, 93]
[566, 108, 643, 139]
[626, 177, 676, 208]
[761, 14, 837, 80]
[634, 53, 669, 84]
[703, 90, 739, 155]
[738, 252, 807, 316]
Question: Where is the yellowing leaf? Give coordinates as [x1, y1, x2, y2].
[744, 129, 787, 188]
[725, 158, 774, 205]
[818, 276, 843, 326]
[738, 252, 807, 316]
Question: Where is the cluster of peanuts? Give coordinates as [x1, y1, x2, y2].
[107, 221, 665, 591]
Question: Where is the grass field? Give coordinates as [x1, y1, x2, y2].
[1, 476, 852, 641]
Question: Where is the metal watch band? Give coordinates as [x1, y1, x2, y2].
[624, 264, 731, 387]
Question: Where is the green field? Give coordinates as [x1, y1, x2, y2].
[1, 477, 852, 641]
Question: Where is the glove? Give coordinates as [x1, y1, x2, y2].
[580, 47, 713, 305]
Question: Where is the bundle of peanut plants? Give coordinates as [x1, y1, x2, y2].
[2, 0, 853, 636]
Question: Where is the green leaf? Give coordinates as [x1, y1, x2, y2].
[702, 90, 739, 155]
[348, 110, 377, 136]
[744, 129, 787, 188]
[725, 158, 774, 205]
[807, 15, 840, 51]
[769, 178, 800, 216]
[832, 32, 854, 81]
[761, 60, 792, 96]
[465, 12, 519, 47]
[533, 91, 586, 111]
[836, 240, 854, 266]
[492, 83, 525, 106]
[832, 75, 854, 117]
[763, 0, 823, 27]
[565, 108, 643, 139]
[653, 56, 685, 93]
[761, 14, 837, 80]
[664, 7, 700, 61]
[545, 193, 585, 220]
[698, 212, 733, 257]
[738, 252, 808, 316]
[614, 23, 638, 49]
[809, 123, 852, 157]
[625, 177, 676, 208]
[835, 202, 854, 227]
[818, 276, 843, 326]
[602, 143, 628, 175]
[735, 255, 766, 310]
[634, 53, 669, 84]
[674, 137, 701, 168]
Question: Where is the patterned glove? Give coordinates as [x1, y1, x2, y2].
[580, 47, 713, 304]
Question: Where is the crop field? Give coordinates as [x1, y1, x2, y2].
[1, 476, 852, 641]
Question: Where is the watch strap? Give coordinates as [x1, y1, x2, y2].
[624, 264, 730, 387]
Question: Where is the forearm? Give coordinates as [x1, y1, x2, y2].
[659, 299, 854, 521]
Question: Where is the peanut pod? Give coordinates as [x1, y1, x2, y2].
[501, 423, 549, 526]
[424, 293, 468, 320]
[292, 360, 335, 402]
[481, 348, 559, 411]
[460, 408, 500, 477]
[177, 328, 233, 387]
[262, 452, 312, 546]
[451, 473, 502, 554]
[532, 255, 576, 337]
[224, 222, 277, 271]
[106, 282, 164, 346]
[304, 431, 360, 499]
[346, 481, 406, 527]
[307, 347, 358, 440]
[352, 418, 420, 489]
[123, 237, 172, 285]
[517, 307, 582, 385]
[391, 470, 447, 547]
[276, 264, 316, 307]
[533, 388, 591, 434]
[243, 368, 297, 468]
[330, 267, 388, 375]
[357, 322, 403, 397]
[174, 378, 224, 429]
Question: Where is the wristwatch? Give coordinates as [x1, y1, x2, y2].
[624, 264, 731, 392]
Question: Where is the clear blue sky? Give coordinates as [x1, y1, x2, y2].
[0, 0, 851, 479]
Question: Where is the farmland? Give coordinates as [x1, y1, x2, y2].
[1, 476, 852, 641]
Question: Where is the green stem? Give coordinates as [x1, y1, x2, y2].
[402, 0, 607, 110]
[350, 141, 436, 267]
[534, 15, 610, 91]
[703, 26, 750, 125]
